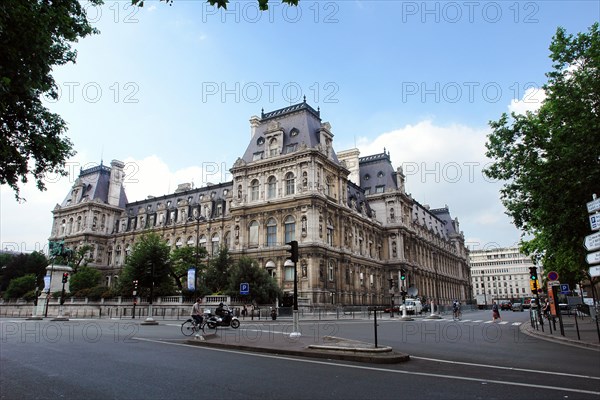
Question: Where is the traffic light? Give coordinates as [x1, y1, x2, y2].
[286, 240, 298, 263]
[529, 267, 538, 281]
[400, 269, 406, 281]
[62, 273, 69, 283]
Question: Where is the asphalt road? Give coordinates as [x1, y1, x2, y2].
[1, 310, 599, 400]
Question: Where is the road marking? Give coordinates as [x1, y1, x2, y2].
[411, 355, 600, 380]
[134, 337, 600, 396]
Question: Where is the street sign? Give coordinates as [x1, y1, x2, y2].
[590, 213, 600, 231]
[590, 265, 600, 278]
[549, 280, 560, 286]
[584, 231, 600, 251]
[547, 271, 559, 281]
[240, 282, 250, 295]
[587, 251, 600, 265]
[560, 284, 570, 294]
[587, 197, 600, 213]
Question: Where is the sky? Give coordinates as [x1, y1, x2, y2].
[1, 0, 597, 255]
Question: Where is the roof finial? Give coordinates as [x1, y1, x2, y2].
[261, 108, 264, 118]
[303, 95, 306, 103]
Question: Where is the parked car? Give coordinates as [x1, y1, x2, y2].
[511, 302, 523, 312]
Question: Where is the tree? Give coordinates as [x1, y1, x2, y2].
[132, 0, 298, 11]
[0, 252, 47, 293]
[204, 247, 233, 293]
[0, 0, 101, 201]
[3, 274, 36, 299]
[69, 266, 101, 294]
[226, 256, 281, 304]
[169, 245, 208, 293]
[118, 233, 173, 297]
[484, 23, 600, 286]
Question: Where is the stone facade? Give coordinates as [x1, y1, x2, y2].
[49, 101, 471, 307]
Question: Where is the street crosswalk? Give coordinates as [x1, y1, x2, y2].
[424, 318, 522, 326]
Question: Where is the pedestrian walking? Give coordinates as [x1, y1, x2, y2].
[492, 301, 501, 322]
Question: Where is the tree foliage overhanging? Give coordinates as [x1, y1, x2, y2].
[0, 0, 102, 201]
[484, 23, 600, 286]
[132, 0, 298, 11]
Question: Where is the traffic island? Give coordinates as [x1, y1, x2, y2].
[185, 333, 410, 364]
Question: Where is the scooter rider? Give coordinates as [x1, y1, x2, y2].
[215, 302, 226, 319]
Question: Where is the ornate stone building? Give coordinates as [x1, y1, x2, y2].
[49, 101, 471, 306]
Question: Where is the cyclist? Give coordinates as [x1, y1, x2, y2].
[452, 300, 461, 320]
[191, 297, 203, 326]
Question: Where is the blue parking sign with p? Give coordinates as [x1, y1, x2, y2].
[240, 282, 249, 295]
[560, 284, 569, 293]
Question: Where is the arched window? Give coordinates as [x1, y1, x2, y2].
[250, 179, 259, 201]
[284, 215, 295, 243]
[199, 235, 207, 249]
[175, 237, 183, 248]
[325, 176, 332, 196]
[249, 221, 259, 247]
[327, 218, 334, 246]
[211, 233, 219, 255]
[116, 245, 122, 264]
[267, 176, 277, 199]
[285, 172, 295, 195]
[76, 216, 82, 232]
[328, 260, 334, 281]
[224, 231, 231, 249]
[266, 218, 277, 247]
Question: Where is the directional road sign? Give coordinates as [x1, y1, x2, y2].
[590, 213, 600, 231]
[586, 251, 600, 265]
[584, 231, 600, 251]
[587, 197, 600, 213]
[240, 282, 250, 295]
[590, 266, 600, 278]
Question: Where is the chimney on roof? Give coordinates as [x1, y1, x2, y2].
[108, 160, 125, 206]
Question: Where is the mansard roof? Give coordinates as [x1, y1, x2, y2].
[430, 206, 461, 237]
[347, 181, 373, 217]
[240, 99, 340, 164]
[60, 163, 128, 208]
[358, 150, 398, 193]
[124, 181, 233, 219]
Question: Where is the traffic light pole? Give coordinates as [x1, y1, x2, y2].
[286, 241, 301, 338]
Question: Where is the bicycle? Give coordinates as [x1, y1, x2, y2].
[452, 308, 462, 321]
[181, 318, 206, 336]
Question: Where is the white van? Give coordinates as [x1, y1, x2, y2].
[400, 299, 423, 314]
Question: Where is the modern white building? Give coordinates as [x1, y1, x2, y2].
[470, 246, 538, 305]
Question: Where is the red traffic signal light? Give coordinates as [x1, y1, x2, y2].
[62, 273, 69, 283]
[286, 241, 298, 263]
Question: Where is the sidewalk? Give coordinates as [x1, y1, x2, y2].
[520, 313, 600, 350]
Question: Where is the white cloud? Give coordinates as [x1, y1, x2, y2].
[508, 87, 547, 115]
[356, 120, 522, 246]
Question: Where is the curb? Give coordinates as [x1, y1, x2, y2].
[519, 322, 600, 351]
[185, 336, 410, 364]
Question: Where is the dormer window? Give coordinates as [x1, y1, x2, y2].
[378, 171, 384, 178]
[253, 151, 263, 161]
[257, 137, 265, 146]
[286, 143, 298, 154]
[269, 138, 278, 156]
[290, 127, 299, 137]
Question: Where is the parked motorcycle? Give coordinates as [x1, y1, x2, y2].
[206, 307, 240, 329]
